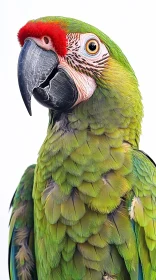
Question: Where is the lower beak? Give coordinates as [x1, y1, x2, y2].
[18, 39, 78, 115]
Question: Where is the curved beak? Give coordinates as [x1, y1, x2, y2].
[18, 39, 78, 115]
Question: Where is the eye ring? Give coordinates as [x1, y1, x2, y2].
[85, 39, 100, 55]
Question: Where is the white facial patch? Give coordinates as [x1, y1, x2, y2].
[59, 57, 96, 105]
[60, 33, 110, 105]
[66, 33, 109, 78]
[79, 33, 109, 60]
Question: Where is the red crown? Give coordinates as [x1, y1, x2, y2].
[18, 21, 67, 56]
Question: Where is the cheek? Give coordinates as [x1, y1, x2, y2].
[59, 57, 97, 106]
[74, 75, 96, 106]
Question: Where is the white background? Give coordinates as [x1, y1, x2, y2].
[1, 0, 156, 278]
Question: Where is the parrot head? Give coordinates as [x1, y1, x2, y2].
[17, 17, 143, 147]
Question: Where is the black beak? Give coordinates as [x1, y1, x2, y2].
[18, 39, 78, 115]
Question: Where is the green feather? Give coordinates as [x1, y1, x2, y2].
[61, 192, 85, 222]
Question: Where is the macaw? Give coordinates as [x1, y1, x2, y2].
[9, 16, 156, 280]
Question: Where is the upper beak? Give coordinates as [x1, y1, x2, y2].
[18, 39, 78, 115]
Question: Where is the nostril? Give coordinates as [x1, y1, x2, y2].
[43, 36, 50, 44]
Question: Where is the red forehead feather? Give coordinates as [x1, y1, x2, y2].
[18, 21, 67, 56]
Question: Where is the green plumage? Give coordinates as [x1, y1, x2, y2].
[9, 16, 156, 280]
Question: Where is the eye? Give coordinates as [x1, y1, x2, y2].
[43, 36, 50, 44]
[85, 39, 100, 55]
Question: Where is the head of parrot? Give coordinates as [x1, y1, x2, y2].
[17, 16, 143, 147]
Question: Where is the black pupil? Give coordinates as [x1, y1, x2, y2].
[89, 42, 97, 51]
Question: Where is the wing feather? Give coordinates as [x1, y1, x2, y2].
[132, 150, 156, 280]
[9, 165, 37, 280]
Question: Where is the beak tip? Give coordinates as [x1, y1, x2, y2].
[24, 101, 32, 116]
[27, 106, 32, 116]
